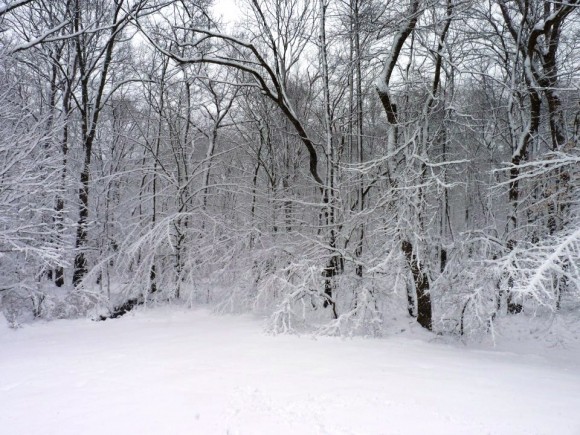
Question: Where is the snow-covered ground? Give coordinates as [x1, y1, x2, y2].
[1, 307, 579, 435]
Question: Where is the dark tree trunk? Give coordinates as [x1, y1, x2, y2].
[72, 156, 91, 287]
[71, 0, 124, 286]
[323, 253, 339, 319]
[401, 240, 432, 330]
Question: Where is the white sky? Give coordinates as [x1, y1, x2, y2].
[212, 0, 242, 25]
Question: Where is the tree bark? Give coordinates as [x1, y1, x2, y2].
[401, 240, 432, 330]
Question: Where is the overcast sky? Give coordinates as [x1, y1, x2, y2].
[212, 0, 241, 25]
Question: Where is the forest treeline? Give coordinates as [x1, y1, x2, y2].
[0, 0, 579, 336]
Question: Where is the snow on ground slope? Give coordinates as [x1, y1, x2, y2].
[1, 307, 579, 435]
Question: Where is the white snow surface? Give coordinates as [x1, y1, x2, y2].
[1, 307, 579, 435]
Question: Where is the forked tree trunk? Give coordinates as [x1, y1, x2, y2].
[72, 0, 125, 286]
[376, 0, 433, 330]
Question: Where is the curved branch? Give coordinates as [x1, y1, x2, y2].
[376, 0, 423, 125]
[138, 23, 323, 185]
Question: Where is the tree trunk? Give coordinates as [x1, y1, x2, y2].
[72, 0, 124, 286]
[401, 240, 432, 330]
[320, 0, 339, 318]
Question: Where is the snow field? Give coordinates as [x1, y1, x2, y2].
[1, 307, 579, 434]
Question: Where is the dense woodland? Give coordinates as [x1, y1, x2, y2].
[0, 0, 578, 337]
